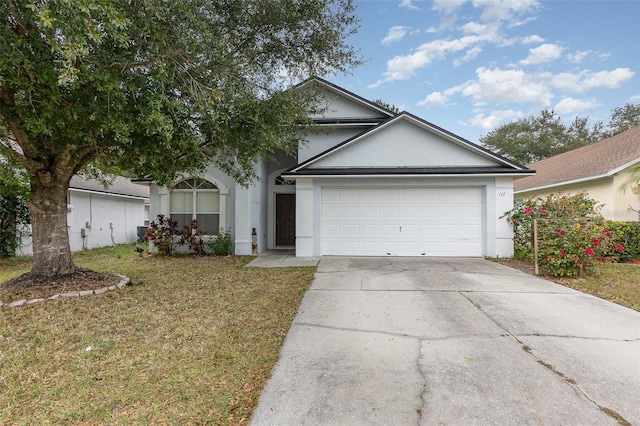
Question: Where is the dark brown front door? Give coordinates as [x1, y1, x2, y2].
[275, 193, 296, 246]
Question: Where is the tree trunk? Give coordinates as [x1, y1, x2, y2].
[28, 173, 77, 277]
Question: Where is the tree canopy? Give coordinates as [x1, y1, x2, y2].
[480, 103, 640, 165]
[373, 99, 400, 114]
[0, 0, 362, 277]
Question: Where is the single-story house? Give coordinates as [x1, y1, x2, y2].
[514, 126, 640, 222]
[145, 78, 534, 258]
[17, 175, 149, 255]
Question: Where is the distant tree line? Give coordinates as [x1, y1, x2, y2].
[480, 103, 640, 165]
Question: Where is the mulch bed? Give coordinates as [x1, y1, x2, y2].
[0, 269, 123, 304]
[493, 257, 537, 275]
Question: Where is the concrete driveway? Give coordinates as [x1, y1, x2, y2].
[250, 257, 640, 425]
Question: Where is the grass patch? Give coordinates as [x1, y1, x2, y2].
[550, 263, 640, 312]
[0, 244, 315, 425]
[494, 259, 640, 312]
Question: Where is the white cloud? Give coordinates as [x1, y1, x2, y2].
[461, 21, 487, 35]
[519, 43, 563, 65]
[551, 68, 635, 92]
[584, 68, 635, 89]
[460, 67, 553, 107]
[374, 0, 542, 87]
[507, 16, 538, 28]
[467, 109, 525, 132]
[554, 97, 599, 115]
[399, 0, 420, 11]
[381, 26, 409, 45]
[417, 91, 449, 107]
[629, 95, 640, 103]
[567, 50, 589, 63]
[454, 46, 483, 66]
[597, 52, 611, 62]
[432, 0, 467, 14]
[473, 0, 541, 23]
[381, 35, 483, 81]
[521, 34, 544, 44]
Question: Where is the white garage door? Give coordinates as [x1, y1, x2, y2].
[322, 187, 483, 256]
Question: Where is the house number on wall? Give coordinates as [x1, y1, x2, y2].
[497, 191, 506, 197]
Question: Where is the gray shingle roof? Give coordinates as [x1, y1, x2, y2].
[514, 125, 640, 192]
[70, 175, 150, 199]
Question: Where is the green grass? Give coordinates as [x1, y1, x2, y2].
[0, 244, 315, 425]
[494, 258, 640, 312]
[550, 263, 640, 312]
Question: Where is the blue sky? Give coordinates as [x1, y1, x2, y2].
[328, 0, 640, 143]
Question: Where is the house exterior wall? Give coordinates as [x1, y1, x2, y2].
[312, 91, 388, 119]
[613, 170, 640, 221]
[237, 160, 269, 255]
[147, 162, 276, 255]
[311, 121, 497, 168]
[515, 170, 639, 221]
[149, 167, 234, 250]
[17, 190, 147, 256]
[295, 176, 514, 258]
[298, 127, 370, 163]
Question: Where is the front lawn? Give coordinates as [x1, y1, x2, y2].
[0, 244, 315, 425]
[550, 263, 640, 312]
[495, 258, 640, 312]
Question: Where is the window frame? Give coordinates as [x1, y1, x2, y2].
[169, 178, 220, 235]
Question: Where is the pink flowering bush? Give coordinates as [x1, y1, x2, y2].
[503, 192, 623, 277]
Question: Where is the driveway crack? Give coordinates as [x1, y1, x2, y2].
[459, 291, 632, 425]
[415, 339, 427, 426]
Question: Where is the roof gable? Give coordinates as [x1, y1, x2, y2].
[298, 78, 396, 122]
[288, 113, 530, 176]
[514, 125, 640, 193]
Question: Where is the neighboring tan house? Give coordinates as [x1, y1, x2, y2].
[17, 175, 149, 255]
[514, 126, 640, 222]
[144, 78, 534, 258]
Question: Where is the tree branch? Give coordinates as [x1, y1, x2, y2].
[4, 0, 28, 36]
[0, 88, 44, 172]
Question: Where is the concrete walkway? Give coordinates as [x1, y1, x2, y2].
[250, 257, 640, 425]
[245, 250, 320, 268]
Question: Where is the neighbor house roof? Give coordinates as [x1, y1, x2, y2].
[70, 175, 150, 199]
[514, 126, 640, 193]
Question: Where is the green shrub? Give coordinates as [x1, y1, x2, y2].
[504, 192, 623, 277]
[179, 219, 206, 254]
[0, 195, 30, 257]
[604, 221, 640, 262]
[144, 214, 179, 255]
[207, 228, 233, 256]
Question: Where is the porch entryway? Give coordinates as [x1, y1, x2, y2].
[275, 193, 296, 246]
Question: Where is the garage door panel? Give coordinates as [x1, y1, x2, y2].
[342, 206, 360, 218]
[323, 205, 342, 218]
[361, 190, 381, 203]
[343, 224, 360, 234]
[381, 206, 400, 217]
[322, 187, 483, 257]
[381, 224, 400, 235]
[362, 224, 380, 236]
[361, 206, 380, 217]
[381, 190, 401, 203]
[324, 224, 341, 235]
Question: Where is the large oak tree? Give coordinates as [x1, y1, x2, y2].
[1, 0, 361, 278]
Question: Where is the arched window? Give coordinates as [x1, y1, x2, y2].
[170, 178, 219, 234]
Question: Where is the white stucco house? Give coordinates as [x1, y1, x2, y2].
[145, 78, 534, 258]
[17, 175, 149, 255]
